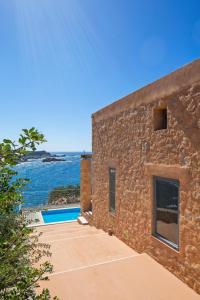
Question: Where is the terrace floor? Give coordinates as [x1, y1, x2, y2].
[37, 222, 199, 300]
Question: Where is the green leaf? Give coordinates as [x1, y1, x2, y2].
[3, 139, 12, 144]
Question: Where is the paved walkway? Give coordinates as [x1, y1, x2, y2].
[37, 222, 199, 300]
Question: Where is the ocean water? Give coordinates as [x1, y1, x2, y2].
[14, 152, 81, 208]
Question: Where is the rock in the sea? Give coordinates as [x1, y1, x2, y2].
[21, 151, 51, 162]
[42, 157, 65, 163]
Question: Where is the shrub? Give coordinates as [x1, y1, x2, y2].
[48, 185, 80, 204]
[0, 128, 58, 299]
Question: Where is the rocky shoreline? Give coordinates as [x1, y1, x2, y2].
[48, 196, 80, 205]
[20, 151, 66, 163]
[42, 157, 65, 163]
[48, 185, 80, 205]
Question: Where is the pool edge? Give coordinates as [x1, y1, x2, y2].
[28, 206, 81, 228]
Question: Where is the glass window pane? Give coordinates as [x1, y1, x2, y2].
[109, 168, 116, 212]
[156, 179, 179, 210]
[156, 209, 178, 245]
[154, 177, 179, 247]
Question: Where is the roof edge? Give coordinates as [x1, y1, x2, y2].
[92, 59, 200, 122]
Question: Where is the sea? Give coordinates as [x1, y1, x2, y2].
[14, 152, 81, 208]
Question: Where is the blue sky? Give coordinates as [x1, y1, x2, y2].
[0, 0, 199, 151]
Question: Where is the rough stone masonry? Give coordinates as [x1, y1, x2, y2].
[80, 59, 200, 294]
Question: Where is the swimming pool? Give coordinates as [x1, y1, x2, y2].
[41, 207, 80, 224]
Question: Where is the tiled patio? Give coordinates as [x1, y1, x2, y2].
[37, 222, 199, 300]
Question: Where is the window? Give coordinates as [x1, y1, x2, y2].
[154, 107, 167, 130]
[153, 177, 179, 249]
[109, 168, 116, 212]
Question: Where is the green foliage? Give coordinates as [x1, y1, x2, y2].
[0, 128, 58, 299]
[48, 185, 80, 204]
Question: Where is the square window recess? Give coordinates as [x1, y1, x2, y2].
[154, 108, 167, 131]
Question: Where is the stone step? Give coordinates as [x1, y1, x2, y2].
[77, 216, 89, 225]
[84, 211, 92, 216]
[40, 229, 103, 243]
[36, 222, 81, 233]
[39, 227, 99, 240]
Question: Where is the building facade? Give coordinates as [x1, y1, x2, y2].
[80, 59, 200, 294]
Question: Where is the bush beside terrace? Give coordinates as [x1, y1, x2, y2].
[48, 185, 80, 205]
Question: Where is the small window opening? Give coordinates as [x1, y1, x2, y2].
[109, 168, 116, 212]
[154, 107, 167, 131]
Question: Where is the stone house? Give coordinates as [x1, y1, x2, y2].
[80, 59, 200, 294]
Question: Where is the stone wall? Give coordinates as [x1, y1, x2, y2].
[80, 155, 92, 212]
[90, 60, 200, 294]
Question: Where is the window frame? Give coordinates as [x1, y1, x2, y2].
[153, 176, 180, 250]
[109, 167, 116, 213]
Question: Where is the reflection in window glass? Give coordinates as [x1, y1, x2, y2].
[154, 177, 179, 249]
[109, 168, 116, 212]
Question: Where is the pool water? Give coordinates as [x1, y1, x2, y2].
[42, 207, 80, 224]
